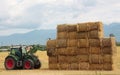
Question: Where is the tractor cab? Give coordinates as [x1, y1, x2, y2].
[10, 47, 27, 58]
[4, 46, 41, 70]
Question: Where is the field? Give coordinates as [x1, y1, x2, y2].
[0, 47, 120, 75]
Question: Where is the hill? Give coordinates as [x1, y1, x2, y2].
[0, 22, 120, 45]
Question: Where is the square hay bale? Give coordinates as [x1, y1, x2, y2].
[57, 47, 77, 55]
[59, 63, 70, 70]
[103, 63, 113, 70]
[68, 32, 77, 39]
[102, 37, 116, 47]
[57, 24, 67, 32]
[78, 39, 89, 48]
[58, 55, 67, 63]
[76, 48, 89, 55]
[49, 63, 59, 70]
[66, 47, 77, 55]
[89, 47, 101, 54]
[69, 63, 79, 70]
[89, 54, 103, 64]
[89, 64, 103, 70]
[77, 55, 89, 62]
[79, 62, 89, 70]
[47, 40, 56, 49]
[67, 39, 77, 47]
[103, 54, 112, 63]
[56, 39, 67, 48]
[88, 30, 103, 39]
[58, 55, 77, 63]
[57, 32, 68, 39]
[89, 39, 101, 47]
[77, 23, 89, 32]
[88, 22, 103, 31]
[47, 48, 57, 56]
[49, 56, 58, 64]
[56, 48, 66, 55]
[77, 32, 88, 39]
[67, 24, 77, 32]
[102, 47, 112, 54]
[67, 56, 77, 63]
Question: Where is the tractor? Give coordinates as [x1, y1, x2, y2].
[4, 46, 41, 70]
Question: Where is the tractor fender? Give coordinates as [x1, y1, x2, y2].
[24, 55, 38, 63]
[5, 55, 19, 61]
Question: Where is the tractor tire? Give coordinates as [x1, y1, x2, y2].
[4, 56, 16, 70]
[23, 59, 34, 69]
[34, 59, 41, 69]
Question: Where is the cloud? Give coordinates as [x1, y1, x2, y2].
[0, 0, 120, 36]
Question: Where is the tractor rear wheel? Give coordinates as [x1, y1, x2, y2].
[4, 56, 16, 70]
[34, 59, 41, 69]
[23, 59, 34, 69]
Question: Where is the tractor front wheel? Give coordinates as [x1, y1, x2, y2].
[23, 59, 34, 69]
[34, 59, 41, 69]
[4, 56, 16, 70]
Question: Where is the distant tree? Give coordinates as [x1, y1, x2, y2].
[109, 33, 115, 37]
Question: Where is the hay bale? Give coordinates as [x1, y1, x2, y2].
[103, 63, 112, 70]
[102, 37, 116, 47]
[79, 62, 89, 70]
[89, 47, 101, 54]
[77, 32, 88, 39]
[88, 22, 103, 31]
[67, 24, 77, 32]
[58, 55, 77, 63]
[58, 55, 67, 63]
[103, 55, 112, 63]
[56, 48, 66, 55]
[68, 32, 77, 39]
[49, 56, 58, 64]
[89, 39, 101, 47]
[78, 39, 89, 48]
[57, 32, 68, 39]
[69, 63, 79, 70]
[49, 63, 59, 70]
[56, 39, 67, 48]
[76, 48, 89, 55]
[67, 39, 77, 47]
[67, 56, 77, 63]
[102, 47, 112, 54]
[77, 23, 89, 32]
[66, 47, 77, 55]
[77, 55, 89, 62]
[59, 63, 70, 70]
[102, 38, 111, 47]
[57, 24, 67, 32]
[89, 54, 103, 64]
[47, 40, 56, 49]
[88, 30, 103, 39]
[57, 47, 77, 55]
[47, 48, 57, 56]
[89, 64, 103, 70]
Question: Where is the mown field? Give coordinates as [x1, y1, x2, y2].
[0, 47, 120, 75]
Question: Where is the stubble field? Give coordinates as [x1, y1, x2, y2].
[0, 47, 120, 75]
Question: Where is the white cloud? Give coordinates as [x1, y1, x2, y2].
[0, 0, 120, 36]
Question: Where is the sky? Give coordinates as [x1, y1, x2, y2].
[0, 0, 120, 36]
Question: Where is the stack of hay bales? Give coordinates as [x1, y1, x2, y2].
[47, 22, 117, 70]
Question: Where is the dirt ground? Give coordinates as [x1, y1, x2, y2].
[0, 47, 120, 75]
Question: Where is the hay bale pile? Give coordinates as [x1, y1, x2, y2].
[47, 22, 117, 70]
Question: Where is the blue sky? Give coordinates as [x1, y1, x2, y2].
[0, 0, 120, 36]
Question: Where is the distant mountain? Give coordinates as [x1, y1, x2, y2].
[0, 22, 120, 46]
[0, 30, 56, 46]
[104, 23, 120, 41]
